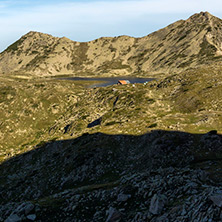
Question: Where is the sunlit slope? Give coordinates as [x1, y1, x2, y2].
[1, 12, 222, 76]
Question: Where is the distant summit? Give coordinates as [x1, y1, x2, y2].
[188, 11, 213, 21]
[1, 12, 222, 76]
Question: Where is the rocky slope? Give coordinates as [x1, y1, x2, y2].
[1, 12, 222, 76]
[1, 130, 222, 221]
[1, 64, 222, 221]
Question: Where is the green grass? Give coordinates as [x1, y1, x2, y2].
[0, 77, 89, 162]
[2, 65, 222, 162]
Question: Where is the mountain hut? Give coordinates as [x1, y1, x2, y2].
[117, 80, 130, 85]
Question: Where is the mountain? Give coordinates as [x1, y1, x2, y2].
[2, 64, 222, 221]
[2, 12, 222, 221]
[1, 11, 222, 76]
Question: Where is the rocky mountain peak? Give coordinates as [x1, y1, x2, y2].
[24, 31, 53, 37]
[1, 12, 222, 76]
[20, 31, 59, 45]
[187, 11, 215, 23]
[25, 31, 40, 36]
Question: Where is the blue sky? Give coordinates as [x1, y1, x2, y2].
[0, 0, 222, 52]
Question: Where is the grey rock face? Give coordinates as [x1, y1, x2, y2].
[117, 194, 131, 202]
[106, 207, 122, 222]
[26, 214, 36, 221]
[5, 214, 21, 222]
[24, 203, 35, 215]
[209, 195, 222, 207]
[149, 194, 167, 215]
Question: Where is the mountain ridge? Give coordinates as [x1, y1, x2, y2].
[2, 12, 222, 221]
[1, 11, 222, 76]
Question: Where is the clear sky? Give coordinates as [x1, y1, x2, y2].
[0, 0, 222, 52]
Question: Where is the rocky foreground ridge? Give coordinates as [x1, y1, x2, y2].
[1, 12, 222, 76]
[1, 130, 222, 221]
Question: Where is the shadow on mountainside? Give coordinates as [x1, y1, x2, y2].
[1, 130, 222, 221]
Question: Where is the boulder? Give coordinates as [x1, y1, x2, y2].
[149, 194, 167, 215]
[209, 195, 222, 207]
[106, 207, 122, 222]
[117, 194, 131, 202]
[5, 214, 21, 222]
[24, 203, 35, 215]
[26, 214, 36, 221]
[207, 130, 217, 135]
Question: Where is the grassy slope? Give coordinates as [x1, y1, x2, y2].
[1, 65, 222, 162]
[0, 76, 89, 161]
[50, 65, 222, 139]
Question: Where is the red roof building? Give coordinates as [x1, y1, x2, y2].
[117, 80, 130, 85]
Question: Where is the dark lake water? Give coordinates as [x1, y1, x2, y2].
[61, 77, 155, 87]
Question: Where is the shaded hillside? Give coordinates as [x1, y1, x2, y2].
[1, 131, 222, 221]
[1, 12, 222, 76]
